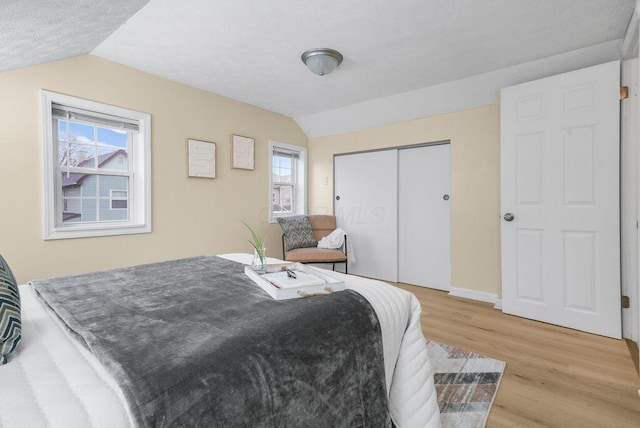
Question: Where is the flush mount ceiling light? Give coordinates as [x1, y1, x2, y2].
[301, 48, 343, 76]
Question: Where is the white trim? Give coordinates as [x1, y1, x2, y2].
[41, 90, 152, 240]
[448, 286, 499, 306]
[268, 140, 308, 223]
[622, 59, 639, 342]
[493, 299, 503, 310]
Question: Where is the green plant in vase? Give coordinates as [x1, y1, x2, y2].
[241, 220, 267, 271]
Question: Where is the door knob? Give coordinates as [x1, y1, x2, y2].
[503, 213, 514, 222]
[443, 194, 450, 201]
[335, 195, 341, 201]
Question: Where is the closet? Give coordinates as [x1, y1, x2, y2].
[334, 142, 451, 290]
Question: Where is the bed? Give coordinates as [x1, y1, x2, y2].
[0, 253, 441, 427]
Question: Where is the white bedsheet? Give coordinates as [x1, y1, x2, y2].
[0, 283, 133, 427]
[0, 254, 440, 428]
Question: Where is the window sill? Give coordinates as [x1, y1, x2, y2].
[44, 223, 151, 240]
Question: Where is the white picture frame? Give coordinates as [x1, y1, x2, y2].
[231, 134, 255, 170]
[187, 139, 216, 178]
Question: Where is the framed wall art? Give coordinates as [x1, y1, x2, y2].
[187, 139, 216, 178]
[231, 134, 255, 170]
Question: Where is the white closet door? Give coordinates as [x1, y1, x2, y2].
[398, 144, 451, 290]
[334, 150, 398, 282]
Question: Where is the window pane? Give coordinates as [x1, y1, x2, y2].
[99, 175, 128, 197]
[100, 199, 128, 221]
[272, 184, 294, 213]
[97, 148, 128, 171]
[79, 198, 97, 222]
[98, 128, 128, 171]
[97, 127, 127, 148]
[61, 170, 92, 192]
[58, 142, 95, 167]
[273, 156, 293, 183]
[58, 120, 94, 144]
[61, 173, 129, 224]
[62, 184, 81, 197]
[58, 119, 96, 166]
[61, 169, 96, 223]
[272, 198, 293, 213]
[112, 200, 128, 209]
[63, 198, 82, 223]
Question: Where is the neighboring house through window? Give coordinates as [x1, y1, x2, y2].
[269, 141, 307, 222]
[110, 189, 129, 210]
[41, 90, 151, 239]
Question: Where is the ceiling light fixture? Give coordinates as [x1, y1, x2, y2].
[301, 48, 343, 76]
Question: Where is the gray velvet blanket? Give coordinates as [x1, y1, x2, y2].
[31, 256, 391, 427]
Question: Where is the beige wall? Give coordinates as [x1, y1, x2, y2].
[0, 55, 307, 283]
[308, 103, 502, 295]
[1, 53, 501, 294]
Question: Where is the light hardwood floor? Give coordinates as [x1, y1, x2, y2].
[395, 283, 640, 428]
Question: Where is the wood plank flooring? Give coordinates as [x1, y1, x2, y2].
[395, 283, 640, 427]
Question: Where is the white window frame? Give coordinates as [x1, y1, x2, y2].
[268, 140, 307, 223]
[41, 90, 152, 240]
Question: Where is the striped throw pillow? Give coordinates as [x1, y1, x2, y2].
[277, 216, 318, 252]
[0, 254, 21, 364]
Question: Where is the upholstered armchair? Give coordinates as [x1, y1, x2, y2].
[277, 215, 348, 273]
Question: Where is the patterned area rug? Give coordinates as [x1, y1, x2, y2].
[426, 339, 506, 428]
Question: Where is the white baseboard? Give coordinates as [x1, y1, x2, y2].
[448, 287, 500, 307]
[493, 299, 503, 310]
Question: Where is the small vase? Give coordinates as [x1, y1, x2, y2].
[252, 247, 267, 272]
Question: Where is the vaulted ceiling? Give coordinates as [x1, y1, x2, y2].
[1, 0, 636, 136]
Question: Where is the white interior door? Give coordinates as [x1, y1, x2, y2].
[398, 144, 451, 290]
[501, 61, 621, 338]
[334, 150, 398, 282]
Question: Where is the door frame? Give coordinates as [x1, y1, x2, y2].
[621, 58, 639, 344]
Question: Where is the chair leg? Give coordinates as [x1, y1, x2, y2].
[281, 235, 285, 260]
[344, 235, 348, 275]
[332, 262, 336, 271]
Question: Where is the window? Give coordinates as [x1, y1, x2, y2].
[41, 91, 151, 239]
[269, 141, 307, 222]
[110, 190, 128, 210]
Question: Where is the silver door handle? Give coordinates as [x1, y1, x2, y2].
[503, 213, 514, 222]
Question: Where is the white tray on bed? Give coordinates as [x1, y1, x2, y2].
[244, 262, 345, 300]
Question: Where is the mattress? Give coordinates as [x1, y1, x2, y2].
[0, 254, 440, 428]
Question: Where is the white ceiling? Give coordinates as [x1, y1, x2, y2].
[0, 0, 149, 73]
[1, 0, 636, 136]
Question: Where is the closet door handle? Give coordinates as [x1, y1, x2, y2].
[443, 194, 449, 201]
[336, 195, 341, 201]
